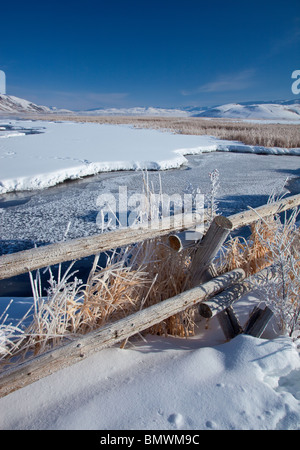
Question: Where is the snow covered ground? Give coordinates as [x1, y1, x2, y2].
[0, 294, 299, 430]
[0, 119, 299, 194]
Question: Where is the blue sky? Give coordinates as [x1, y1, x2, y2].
[1, 0, 299, 109]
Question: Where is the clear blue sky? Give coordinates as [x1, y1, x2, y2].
[1, 0, 299, 109]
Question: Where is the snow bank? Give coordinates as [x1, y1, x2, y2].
[0, 120, 299, 194]
[0, 292, 299, 430]
[0, 331, 299, 430]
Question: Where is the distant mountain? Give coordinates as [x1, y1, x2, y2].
[0, 94, 71, 114]
[77, 101, 300, 120]
[0, 94, 52, 114]
[0, 96, 202, 117]
[1, 93, 300, 121]
[76, 106, 207, 117]
[193, 101, 300, 120]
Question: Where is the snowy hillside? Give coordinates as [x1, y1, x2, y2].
[195, 102, 300, 121]
[77, 106, 199, 117]
[0, 95, 200, 117]
[76, 101, 300, 121]
[0, 94, 71, 115]
[0, 94, 52, 114]
[1, 93, 300, 121]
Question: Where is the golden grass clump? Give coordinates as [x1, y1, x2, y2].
[218, 207, 300, 336]
[219, 217, 280, 277]
[77, 249, 151, 334]
[0, 237, 195, 366]
[129, 237, 194, 337]
[79, 237, 196, 338]
[220, 211, 299, 278]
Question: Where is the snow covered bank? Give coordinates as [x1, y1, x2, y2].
[0, 331, 299, 430]
[0, 291, 299, 430]
[0, 120, 299, 194]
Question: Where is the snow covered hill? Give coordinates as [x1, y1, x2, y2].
[77, 101, 300, 121]
[1, 92, 300, 121]
[0, 95, 200, 117]
[0, 94, 71, 115]
[194, 101, 300, 121]
[77, 106, 200, 117]
[0, 94, 53, 114]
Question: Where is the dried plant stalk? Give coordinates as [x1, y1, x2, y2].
[218, 206, 300, 336]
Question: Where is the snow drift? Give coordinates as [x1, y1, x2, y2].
[0, 330, 299, 430]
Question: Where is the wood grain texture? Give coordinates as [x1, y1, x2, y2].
[0, 268, 244, 398]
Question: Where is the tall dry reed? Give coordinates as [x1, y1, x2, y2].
[218, 203, 300, 336]
[35, 114, 300, 148]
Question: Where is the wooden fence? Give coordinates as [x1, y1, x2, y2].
[0, 193, 299, 281]
[0, 193, 299, 398]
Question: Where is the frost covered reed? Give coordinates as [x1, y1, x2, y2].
[218, 197, 300, 337]
[0, 172, 197, 365]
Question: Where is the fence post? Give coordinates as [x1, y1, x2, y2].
[244, 306, 273, 337]
[190, 215, 233, 287]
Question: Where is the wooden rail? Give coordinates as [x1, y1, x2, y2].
[0, 193, 299, 282]
[0, 269, 245, 398]
[198, 266, 275, 340]
[0, 212, 201, 281]
[169, 193, 300, 253]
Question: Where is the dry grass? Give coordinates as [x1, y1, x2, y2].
[78, 238, 195, 338]
[218, 205, 300, 336]
[0, 238, 195, 367]
[219, 210, 299, 277]
[31, 114, 300, 148]
[218, 218, 279, 277]
[129, 237, 194, 337]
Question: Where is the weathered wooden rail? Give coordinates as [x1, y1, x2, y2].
[0, 213, 201, 281]
[169, 193, 300, 254]
[0, 269, 245, 398]
[0, 193, 299, 281]
[0, 193, 299, 398]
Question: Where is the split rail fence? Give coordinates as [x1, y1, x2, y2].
[0, 193, 299, 398]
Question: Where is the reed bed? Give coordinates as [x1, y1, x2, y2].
[34, 114, 300, 148]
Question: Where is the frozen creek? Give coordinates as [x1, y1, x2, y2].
[0, 151, 299, 295]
